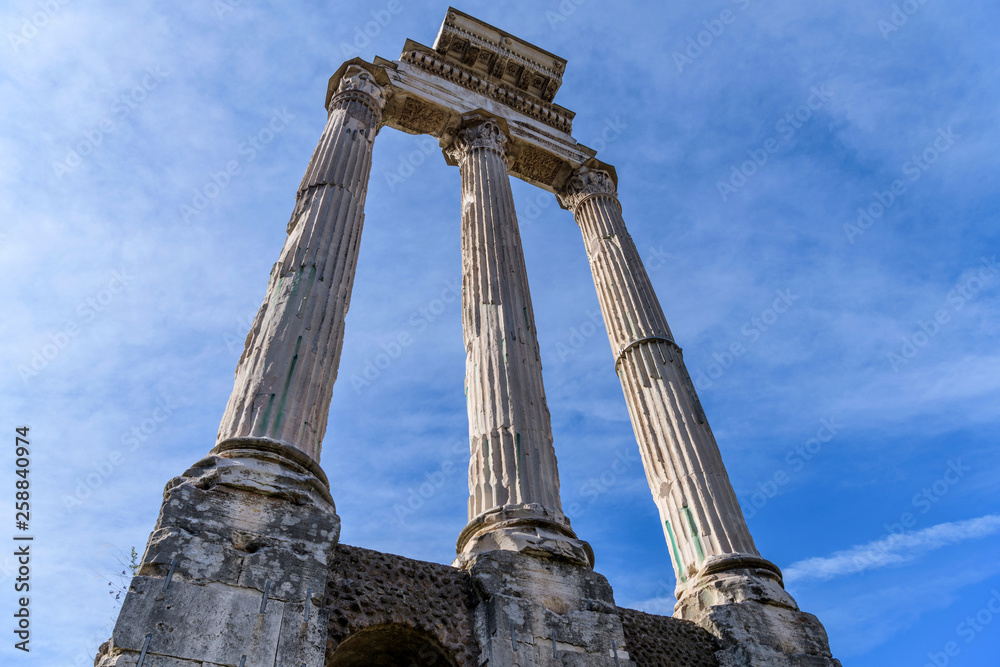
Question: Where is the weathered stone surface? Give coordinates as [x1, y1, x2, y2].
[217, 65, 387, 462]
[102, 444, 339, 667]
[560, 168, 761, 587]
[274, 601, 330, 667]
[112, 577, 284, 666]
[141, 453, 338, 602]
[323, 544, 478, 667]
[467, 550, 634, 666]
[691, 597, 842, 667]
[618, 607, 720, 667]
[94, 636, 224, 666]
[560, 167, 839, 664]
[104, 9, 842, 667]
[446, 113, 591, 566]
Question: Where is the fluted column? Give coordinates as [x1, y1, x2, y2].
[217, 66, 386, 464]
[446, 115, 591, 567]
[559, 168, 790, 610]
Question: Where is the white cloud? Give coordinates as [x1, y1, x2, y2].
[784, 515, 1000, 583]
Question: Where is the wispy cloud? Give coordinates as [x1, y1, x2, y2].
[784, 515, 1000, 583]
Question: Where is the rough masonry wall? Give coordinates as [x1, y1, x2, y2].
[323, 545, 479, 666]
[618, 607, 721, 667]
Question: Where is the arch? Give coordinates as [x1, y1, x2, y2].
[327, 624, 460, 667]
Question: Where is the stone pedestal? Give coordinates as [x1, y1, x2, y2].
[467, 551, 633, 666]
[96, 443, 338, 667]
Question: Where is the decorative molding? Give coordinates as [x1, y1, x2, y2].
[332, 66, 387, 115]
[558, 167, 618, 211]
[400, 49, 573, 134]
[445, 118, 509, 166]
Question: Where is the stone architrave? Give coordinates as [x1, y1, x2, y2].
[446, 114, 591, 567]
[217, 65, 387, 463]
[560, 167, 838, 665]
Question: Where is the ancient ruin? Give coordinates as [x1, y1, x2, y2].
[98, 9, 841, 666]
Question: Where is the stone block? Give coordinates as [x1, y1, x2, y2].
[112, 577, 283, 667]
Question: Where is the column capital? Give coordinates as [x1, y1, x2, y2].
[558, 167, 619, 212]
[444, 113, 511, 168]
[329, 65, 387, 116]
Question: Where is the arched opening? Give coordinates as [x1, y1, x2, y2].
[328, 624, 459, 667]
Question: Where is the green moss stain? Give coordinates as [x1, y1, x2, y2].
[682, 507, 705, 563]
[295, 265, 317, 318]
[272, 335, 302, 433]
[665, 520, 686, 582]
[258, 393, 276, 434]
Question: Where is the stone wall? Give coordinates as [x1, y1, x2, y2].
[323, 544, 478, 666]
[619, 607, 721, 666]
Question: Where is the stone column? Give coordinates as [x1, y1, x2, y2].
[96, 65, 387, 667]
[445, 114, 591, 567]
[217, 65, 387, 464]
[559, 168, 838, 666]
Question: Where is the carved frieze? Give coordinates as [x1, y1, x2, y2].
[400, 49, 573, 134]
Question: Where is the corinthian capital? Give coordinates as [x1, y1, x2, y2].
[445, 116, 510, 167]
[558, 167, 618, 211]
[331, 66, 386, 112]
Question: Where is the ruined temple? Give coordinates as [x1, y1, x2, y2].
[97, 9, 840, 666]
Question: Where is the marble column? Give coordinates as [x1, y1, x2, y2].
[217, 66, 386, 464]
[559, 167, 838, 665]
[446, 115, 591, 567]
[559, 167, 787, 602]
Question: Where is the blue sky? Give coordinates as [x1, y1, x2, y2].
[2, 1, 998, 665]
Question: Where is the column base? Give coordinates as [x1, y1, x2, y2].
[675, 554, 840, 667]
[465, 549, 634, 666]
[454, 504, 595, 568]
[97, 438, 338, 667]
